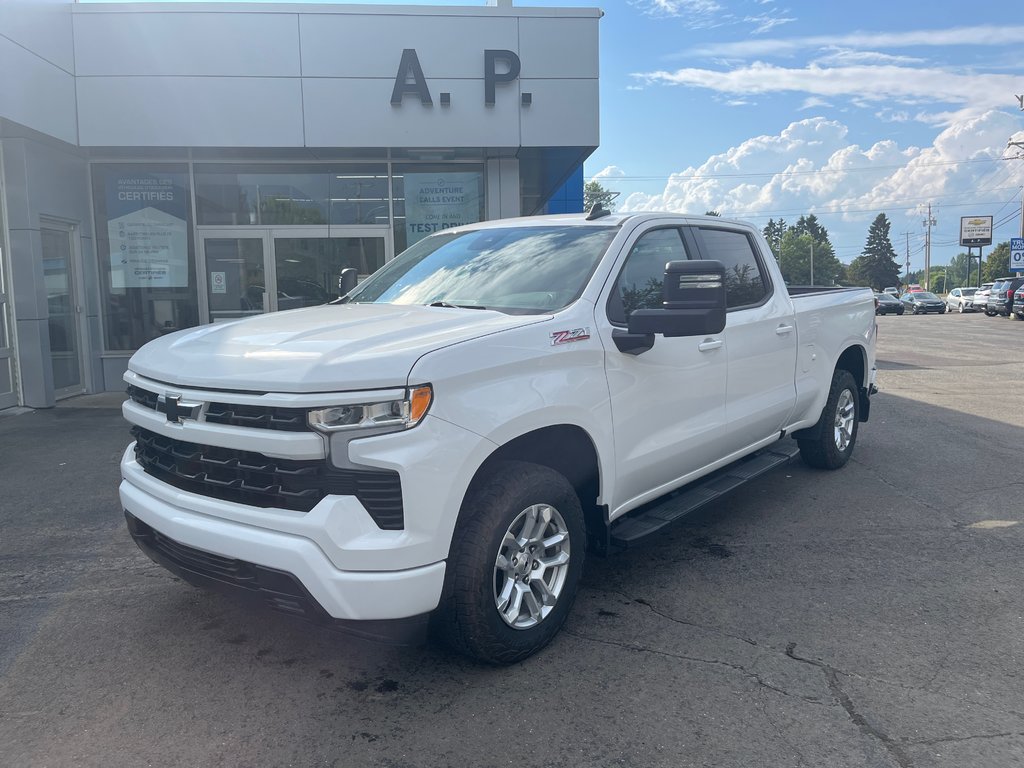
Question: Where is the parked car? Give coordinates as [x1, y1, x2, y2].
[901, 291, 946, 314]
[974, 282, 995, 314]
[1012, 285, 1024, 319]
[875, 292, 903, 315]
[945, 287, 978, 314]
[987, 276, 1024, 318]
[883, 287, 900, 298]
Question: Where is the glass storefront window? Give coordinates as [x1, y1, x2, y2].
[92, 164, 198, 352]
[195, 164, 388, 227]
[392, 165, 484, 254]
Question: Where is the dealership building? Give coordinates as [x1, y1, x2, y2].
[0, 0, 599, 409]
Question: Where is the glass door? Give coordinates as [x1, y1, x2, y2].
[41, 224, 85, 399]
[199, 228, 390, 323]
[270, 228, 388, 308]
[200, 234, 270, 324]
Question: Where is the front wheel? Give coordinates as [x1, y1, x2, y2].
[433, 461, 585, 664]
[798, 369, 859, 470]
[957, 302, 965, 314]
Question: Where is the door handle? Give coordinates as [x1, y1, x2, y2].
[775, 324, 794, 335]
[698, 339, 723, 352]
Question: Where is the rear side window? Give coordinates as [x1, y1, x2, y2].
[695, 228, 769, 308]
[607, 227, 690, 325]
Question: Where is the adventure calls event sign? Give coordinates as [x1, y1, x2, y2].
[404, 173, 482, 246]
[106, 173, 189, 289]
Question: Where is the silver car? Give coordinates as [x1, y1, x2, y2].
[945, 287, 978, 313]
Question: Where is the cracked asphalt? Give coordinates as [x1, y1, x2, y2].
[2, 311, 1023, 767]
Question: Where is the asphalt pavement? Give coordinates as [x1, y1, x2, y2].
[1, 311, 1023, 768]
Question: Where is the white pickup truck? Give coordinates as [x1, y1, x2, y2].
[120, 210, 877, 663]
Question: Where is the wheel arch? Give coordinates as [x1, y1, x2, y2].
[459, 424, 605, 553]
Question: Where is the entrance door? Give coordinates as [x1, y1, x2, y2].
[199, 229, 389, 323]
[0, 241, 16, 409]
[41, 223, 85, 399]
[200, 234, 270, 324]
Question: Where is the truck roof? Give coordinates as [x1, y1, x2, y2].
[451, 211, 754, 232]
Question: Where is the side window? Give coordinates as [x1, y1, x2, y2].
[697, 228, 769, 309]
[607, 228, 689, 325]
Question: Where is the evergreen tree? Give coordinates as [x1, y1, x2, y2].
[584, 180, 617, 212]
[762, 219, 786, 259]
[848, 214, 901, 290]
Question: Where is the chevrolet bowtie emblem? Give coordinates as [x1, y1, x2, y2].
[157, 394, 202, 424]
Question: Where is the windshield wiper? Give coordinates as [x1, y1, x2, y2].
[428, 301, 487, 310]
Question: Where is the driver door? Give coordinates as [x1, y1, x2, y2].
[598, 224, 730, 514]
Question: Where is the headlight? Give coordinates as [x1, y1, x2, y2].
[308, 385, 433, 432]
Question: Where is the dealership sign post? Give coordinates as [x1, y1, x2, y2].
[961, 216, 994, 286]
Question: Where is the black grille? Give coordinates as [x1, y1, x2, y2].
[205, 401, 309, 431]
[127, 384, 159, 411]
[126, 385, 311, 432]
[131, 426, 404, 528]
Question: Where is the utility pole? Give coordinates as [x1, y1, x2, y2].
[1010, 140, 1024, 238]
[903, 232, 911, 287]
[922, 204, 936, 290]
[810, 238, 814, 286]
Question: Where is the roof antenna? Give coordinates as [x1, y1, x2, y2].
[586, 203, 611, 220]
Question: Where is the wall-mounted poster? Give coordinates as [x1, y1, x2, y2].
[106, 173, 189, 288]
[403, 173, 482, 246]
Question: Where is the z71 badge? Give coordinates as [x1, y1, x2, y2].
[550, 328, 591, 346]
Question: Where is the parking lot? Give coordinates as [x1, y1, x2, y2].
[2, 311, 1024, 768]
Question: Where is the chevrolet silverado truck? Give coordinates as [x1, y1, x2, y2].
[119, 210, 877, 664]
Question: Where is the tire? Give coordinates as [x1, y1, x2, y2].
[433, 460, 585, 664]
[957, 302, 964, 314]
[798, 369, 859, 470]
[897, 307, 904, 315]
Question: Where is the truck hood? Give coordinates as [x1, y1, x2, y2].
[128, 304, 545, 392]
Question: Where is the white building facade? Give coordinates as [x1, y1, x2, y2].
[0, 0, 599, 408]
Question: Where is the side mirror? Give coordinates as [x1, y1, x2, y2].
[627, 260, 727, 337]
[337, 268, 358, 296]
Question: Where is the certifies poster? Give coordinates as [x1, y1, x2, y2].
[403, 173, 482, 246]
[106, 173, 189, 288]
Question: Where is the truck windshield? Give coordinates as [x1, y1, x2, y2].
[345, 225, 617, 314]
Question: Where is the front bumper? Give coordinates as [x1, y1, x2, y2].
[121, 468, 446, 622]
[125, 511, 431, 644]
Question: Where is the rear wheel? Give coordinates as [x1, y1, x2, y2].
[433, 461, 585, 664]
[798, 369, 859, 470]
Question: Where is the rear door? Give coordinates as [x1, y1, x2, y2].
[689, 223, 798, 455]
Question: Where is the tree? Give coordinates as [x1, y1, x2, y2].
[584, 180, 616, 212]
[847, 214, 901, 290]
[982, 242, 1011, 283]
[762, 219, 787, 259]
[778, 230, 843, 286]
[792, 214, 830, 246]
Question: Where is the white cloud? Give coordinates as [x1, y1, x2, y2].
[590, 165, 626, 180]
[632, 62, 1018, 124]
[683, 25, 1024, 58]
[800, 96, 832, 111]
[812, 49, 926, 67]
[619, 112, 1024, 265]
[629, 0, 793, 33]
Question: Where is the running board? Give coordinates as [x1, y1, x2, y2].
[608, 440, 801, 547]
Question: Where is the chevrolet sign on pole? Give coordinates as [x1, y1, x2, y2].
[960, 216, 993, 247]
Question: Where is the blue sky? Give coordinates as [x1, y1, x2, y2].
[582, 0, 1024, 272]
[86, 0, 1024, 272]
